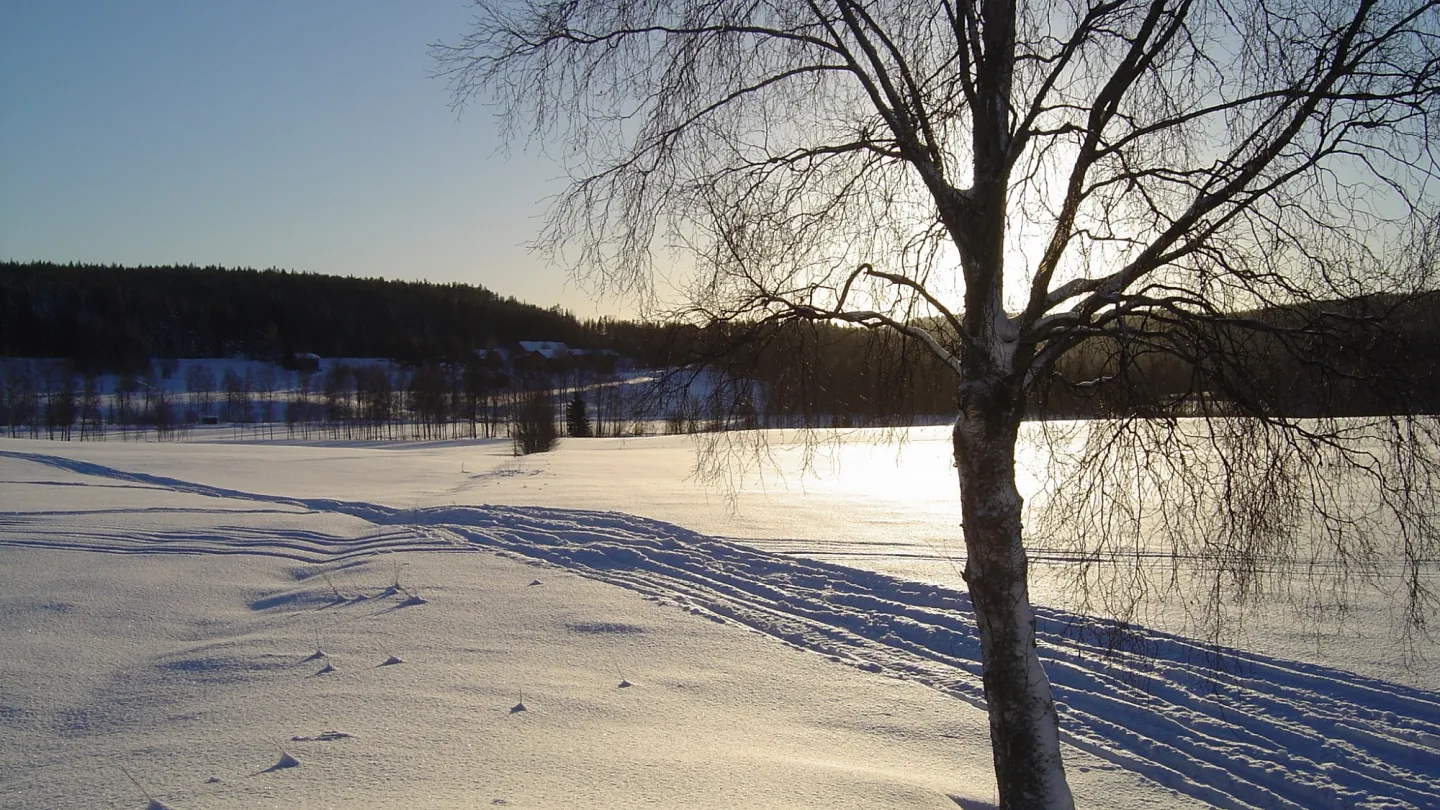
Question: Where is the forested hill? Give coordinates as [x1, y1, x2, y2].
[0, 262, 606, 371]
[6, 261, 1438, 420]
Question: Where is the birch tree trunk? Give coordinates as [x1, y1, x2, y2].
[955, 373, 1072, 810]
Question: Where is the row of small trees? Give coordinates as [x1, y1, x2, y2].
[0, 358, 776, 449]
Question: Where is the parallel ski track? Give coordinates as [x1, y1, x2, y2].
[4, 449, 1438, 810]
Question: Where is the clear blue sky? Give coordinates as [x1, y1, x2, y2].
[0, 1, 626, 316]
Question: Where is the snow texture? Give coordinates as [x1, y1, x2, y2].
[1, 437, 1437, 809]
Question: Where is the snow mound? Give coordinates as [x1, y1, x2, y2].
[261, 750, 300, 773]
[291, 731, 355, 742]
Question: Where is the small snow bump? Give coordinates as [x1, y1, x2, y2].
[528, 579, 543, 586]
[261, 751, 301, 773]
[567, 621, 644, 635]
[291, 730, 355, 742]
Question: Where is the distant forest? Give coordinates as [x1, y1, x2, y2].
[0, 261, 605, 369]
[3, 261, 1439, 423]
[0, 261, 963, 421]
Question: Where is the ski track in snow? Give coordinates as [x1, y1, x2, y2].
[3, 449, 1438, 810]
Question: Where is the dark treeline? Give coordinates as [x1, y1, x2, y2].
[649, 320, 955, 427]
[0, 262, 957, 425]
[1036, 291, 1440, 419]
[648, 290, 1440, 425]
[4, 262, 1438, 429]
[0, 261, 595, 371]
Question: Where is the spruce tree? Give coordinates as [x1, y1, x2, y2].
[565, 391, 591, 438]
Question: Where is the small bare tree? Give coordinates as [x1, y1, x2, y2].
[259, 364, 279, 438]
[437, 2, 1440, 807]
[79, 372, 104, 440]
[512, 389, 559, 454]
[185, 362, 216, 422]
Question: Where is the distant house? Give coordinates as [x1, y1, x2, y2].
[517, 341, 571, 360]
[513, 341, 571, 374]
[503, 341, 623, 376]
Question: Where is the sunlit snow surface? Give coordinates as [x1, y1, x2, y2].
[1, 431, 1436, 809]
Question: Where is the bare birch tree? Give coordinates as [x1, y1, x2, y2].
[435, 2, 1440, 807]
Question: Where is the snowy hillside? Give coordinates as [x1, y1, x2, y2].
[1, 434, 1437, 809]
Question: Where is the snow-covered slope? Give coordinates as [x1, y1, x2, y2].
[1, 437, 1436, 809]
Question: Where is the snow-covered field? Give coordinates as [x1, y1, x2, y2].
[1, 431, 1437, 809]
